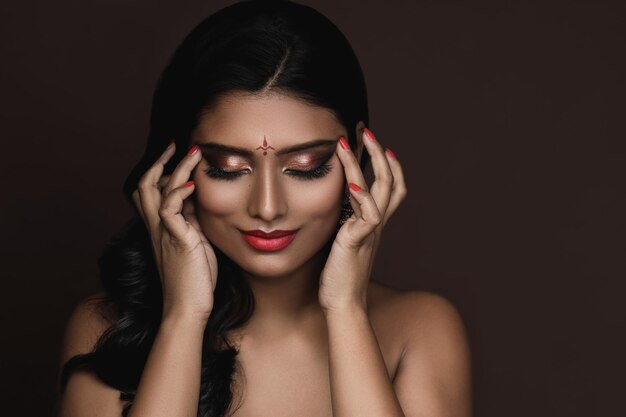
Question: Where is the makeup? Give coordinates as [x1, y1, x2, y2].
[200, 148, 335, 181]
[255, 136, 275, 155]
[239, 229, 298, 252]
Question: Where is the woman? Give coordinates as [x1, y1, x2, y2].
[57, 1, 471, 416]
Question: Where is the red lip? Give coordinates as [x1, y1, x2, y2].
[240, 229, 298, 238]
[240, 229, 298, 251]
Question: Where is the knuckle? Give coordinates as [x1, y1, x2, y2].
[158, 205, 171, 219]
[158, 192, 181, 218]
[378, 172, 394, 185]
[158, 175, 170, 188]
[370, 210, 382, 225]
[138, 176, 155, 192]
[162, 182, 180, 197]
[137, 178, 148, 191]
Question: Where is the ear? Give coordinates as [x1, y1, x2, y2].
[354, 120, 366, 164]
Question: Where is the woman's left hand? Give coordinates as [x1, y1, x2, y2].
[319, 128, 407, 313]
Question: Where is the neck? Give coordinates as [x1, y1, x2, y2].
[238, 245, 329, 335]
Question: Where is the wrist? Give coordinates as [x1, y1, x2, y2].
[161, 310, 211, 330]
[322, 300, 368, 318]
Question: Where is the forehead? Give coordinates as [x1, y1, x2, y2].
[191, 91, 345, 148]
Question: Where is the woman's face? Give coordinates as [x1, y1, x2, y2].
[189, 91, 358, 278]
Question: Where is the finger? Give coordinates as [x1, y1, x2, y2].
[131, 189, 147, 224]
[181, 197, 208, 242]
[335, 134, 369, 190]
[335, 136, 368, 221]
[181, 193, 195, 218]
[336, 136, 368, 190]
[361, 128, 393, 217]
[137, 142, 176, 234]
[347, 191, 362, 220]
[343, 182, 382, 243]
[163, 145, 202, 197]
[382, 147, 407, 227]
[157, 174, 171, 190]
[159, 181, 196, 239]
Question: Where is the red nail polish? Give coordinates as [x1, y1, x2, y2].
[349, 182, 361, 192]
[363, 127, 377, 142]
[184, 181, 194, 187]
[385, 147, 397, 159]
[187, 145, 199, 156]
[339, 136, 350, 151]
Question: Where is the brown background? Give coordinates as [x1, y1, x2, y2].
[1, 0, 624, 416]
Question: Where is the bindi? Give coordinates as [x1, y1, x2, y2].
[255, 136, 275, 155]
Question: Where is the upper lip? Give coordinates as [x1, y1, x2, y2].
[240, 229, 298, 238]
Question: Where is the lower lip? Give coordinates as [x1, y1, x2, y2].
[241, 232, 298, 252]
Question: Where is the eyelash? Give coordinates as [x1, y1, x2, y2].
[203, 163, 333, 182]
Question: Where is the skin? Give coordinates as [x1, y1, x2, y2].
[189, 91, 349, 330]
[57, 92, 472, 417]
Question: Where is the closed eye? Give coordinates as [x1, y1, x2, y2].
[202, 165, 247, 181]
[202, 163, 333, 181]
[286, 163, 333, 180]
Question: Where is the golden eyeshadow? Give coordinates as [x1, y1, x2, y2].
[203, 149, 334, 170]
[202, 152, 247, 169]
[218, 155, 248, 169]
[286, 154, 327, 169]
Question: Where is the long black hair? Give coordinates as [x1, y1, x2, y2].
[60, 1, 370, 415]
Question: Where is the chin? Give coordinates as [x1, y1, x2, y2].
[241, 260, 298, 279]
[225, 245, 306, 278]
[210, 226, 334, 280]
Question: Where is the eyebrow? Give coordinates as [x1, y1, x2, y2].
[196, 138, 338, 157]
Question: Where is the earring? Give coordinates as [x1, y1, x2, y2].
[338, 192, 354, 228]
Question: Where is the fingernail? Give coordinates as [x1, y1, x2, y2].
[184, 181, 194, 188]
[385, 147, 397, 159]
[349, 182, 361, 192]
[339, 136, 350, 151]
[363, 127, 377, 142]
[167, 140, 175, 150]
[187, 145, 199, 156]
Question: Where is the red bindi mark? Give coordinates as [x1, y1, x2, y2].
[256, 136, 275, 155]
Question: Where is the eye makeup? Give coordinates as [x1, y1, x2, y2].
[284, 152, 334, 180]
[201, 149, 335, 182]
[201, 153, 249, 181]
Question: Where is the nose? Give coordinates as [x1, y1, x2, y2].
[247, 163, 288, 223]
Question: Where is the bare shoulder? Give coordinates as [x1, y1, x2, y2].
[57, 291, 124, 417]
[60, 291, 115, 366]
[368, 281, 461, 326]
[397, 290, 467, 339]
[370, 285, 472, 417]
[368, 282, 467, 342]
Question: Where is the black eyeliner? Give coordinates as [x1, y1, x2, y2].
[202, 151, 335, 181]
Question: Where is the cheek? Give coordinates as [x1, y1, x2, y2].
[192, 171, 245, 217]
[285, 173, 345, 220]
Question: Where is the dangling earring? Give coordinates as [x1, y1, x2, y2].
[338, 191, 354, 229]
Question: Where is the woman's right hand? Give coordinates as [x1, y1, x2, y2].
[131, 142, 217, 324]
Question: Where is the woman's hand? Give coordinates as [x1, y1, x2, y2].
[131, 142, 218, 324]
[319, 128, 406, 313]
